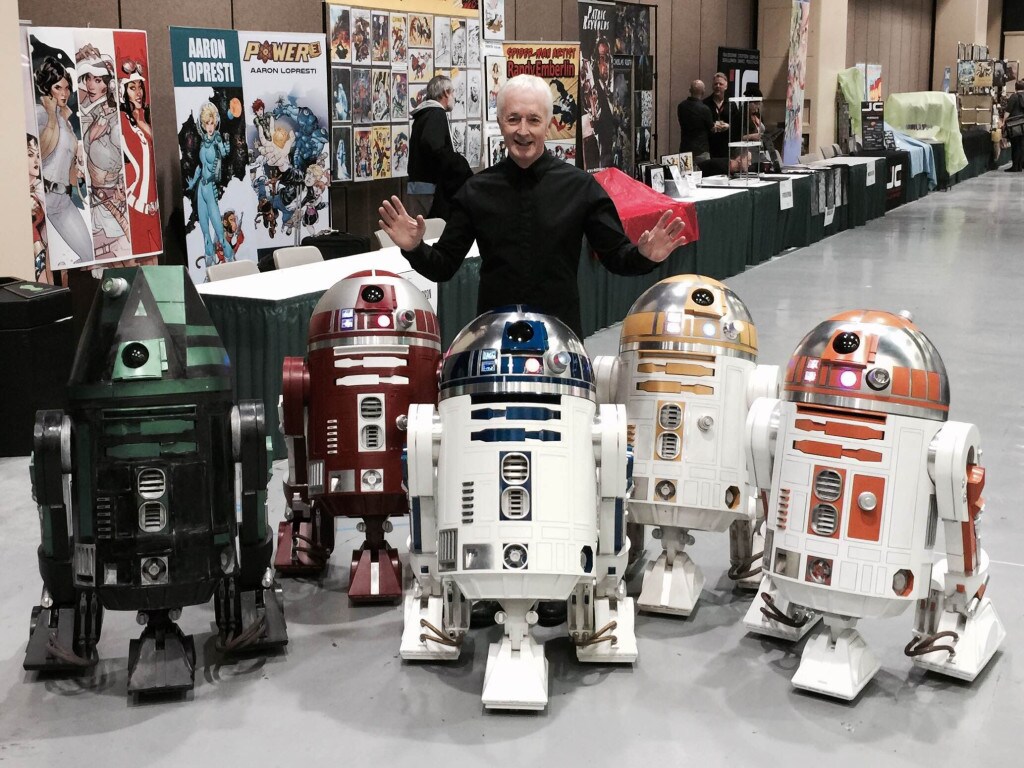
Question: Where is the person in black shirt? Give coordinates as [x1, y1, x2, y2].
[677, 79, 713, 161]
[703, 71, 732, 159]
[407, 75, 473, 219]
[378, 74, 688, 338]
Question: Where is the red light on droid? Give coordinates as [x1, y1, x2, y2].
[524, 358, 542, 374]
[376, 314, 392, 328]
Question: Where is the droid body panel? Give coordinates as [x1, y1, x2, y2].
[24, 267, 286, 696]
[595, 275, 778, 616]
[401, 308, 636, 710]
[744, 310, 1004, 700]
[278, 270, 441, 603]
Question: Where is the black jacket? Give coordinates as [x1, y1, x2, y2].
[677, 97, 713, 156]
[408, 101, 472, 219]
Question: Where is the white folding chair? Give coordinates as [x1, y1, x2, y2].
[375, 228, 396, 248]
[819, 145, 836, 159]
[273, 245, 323, 270]
[206, 259, 259, 281]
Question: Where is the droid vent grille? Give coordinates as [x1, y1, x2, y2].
[360, 397, 383, 419]
[503, 543, 528, 569]
[501, 453, 529, 484]
[137, 468, 166, 499]
[659, 403, 682, 430]
[810, 503, 838, 536]
[814, 469, 843, 502]
[461, 481, 474, 524]
[95, 497, 114, 540]
[438, 529, 457, 570]
[139, 501, 167, 532]
[501, 487, 530, 519]
[657, 432, 680, 460]
[362, 424, 383, 449]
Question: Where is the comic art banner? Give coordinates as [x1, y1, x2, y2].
[171, 26, 330, 282]
[23, 27, 162, 281]
[328, 1, 479, 20]
[783, 0, 810, 165]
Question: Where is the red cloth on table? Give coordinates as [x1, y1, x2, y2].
[593, 167, 700, 245]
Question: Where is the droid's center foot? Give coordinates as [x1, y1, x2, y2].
[127, 610, 196, 695]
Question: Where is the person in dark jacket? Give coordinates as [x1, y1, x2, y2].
[677, 79, 713, 161]
[1001, 79, 1024, 172]
[407, 75, 473, 219]
[703, 71, 732, 159]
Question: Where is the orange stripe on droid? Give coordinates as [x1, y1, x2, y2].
[793, 440, 882, 462]
[794, 418, 884, 440]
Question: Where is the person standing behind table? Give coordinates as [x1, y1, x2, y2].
[677, 79, 713, 161]
[406, 75, 473, 220]
[703, 71, 732, 159]
[1001, 80, 1024, 172]
[378, 74, 689, 339]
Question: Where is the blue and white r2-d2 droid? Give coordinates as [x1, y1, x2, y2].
[400, 307, 637, 710]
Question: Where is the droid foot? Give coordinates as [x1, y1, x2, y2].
[575, 597, 638, 663]
[400, 593, 462, 661]
[742, 575, 819, 641]
[274, 520, 330, 576]
[216, 579, 289, 654]
[481, 633, 548, 711]
[909, 598, 1005, 681]
[637, 550, 704, 616]
[127, 612, 196, 695]
[24, 606, 95, 673]
[791, 620, 879, 701]
[349, 545, 402, 603]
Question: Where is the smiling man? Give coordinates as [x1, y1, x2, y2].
[378, 74, 687, 338]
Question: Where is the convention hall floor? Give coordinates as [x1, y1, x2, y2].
[1, 168, 1021, 765]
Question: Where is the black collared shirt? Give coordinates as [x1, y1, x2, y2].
[677, 97, 713, 156]
[402, 151, 656, 338]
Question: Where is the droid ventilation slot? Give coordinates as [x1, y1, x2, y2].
[326, 419, 338, 455]
[137, 468, 166, 499]
[501, 452, 529, 484]
[461, 482, 474, 524]
[360, 397, 383, 419]
[810, 503, 839, 536]
[659, 403, 682, 430]
[139, 501, 167, 532]
[95, 497, 114, 539]
[814, 469, 843, 501]
[362, 424, 383, 449]
[438, 529, 457, 571]
[501, 487, 530, 519]
[657, 432, 680, 460]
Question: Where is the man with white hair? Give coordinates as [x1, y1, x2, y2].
[379, 73, 687, 338]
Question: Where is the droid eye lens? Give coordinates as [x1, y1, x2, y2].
[506, 321, 534, 343]
[122, 342, 150, 369]
[866, 368, 891, 390]
[691, 288, 714, 306]
[361, 285, 385, 303]
[832, 332, 860, 354]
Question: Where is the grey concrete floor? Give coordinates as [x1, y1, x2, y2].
[2, 169, 1022, 765]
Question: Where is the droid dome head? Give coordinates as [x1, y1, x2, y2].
[306, 269, 440, 347]
[782, 310, 949, 420]
[619, 275, 758, 360]
[439, 306, 593, 401]
[69, 266, 231, 397]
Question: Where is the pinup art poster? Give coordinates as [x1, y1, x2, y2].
[500, 42, 580, 159]
[24, 26, 161, 281]
[171, 26, 330, 283]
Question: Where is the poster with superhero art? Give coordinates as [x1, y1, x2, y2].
[171, 26, 330, 282]
[24, 27, 163, 281]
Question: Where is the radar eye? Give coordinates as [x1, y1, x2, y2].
[361, 285, 385, 303]
[506, 321, 534, 343]
[691, 288, 714, 306]
[122, 342, 150, 369]
[832, 332, 860, 354]
[866, 368, 891, 390]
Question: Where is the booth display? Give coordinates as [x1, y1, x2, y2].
[401, 307, 637, 710]
[22, 266, 288, 695]
[728, 95, 763, 183]
[743, 310, 1005, 700]
[593, 276, 777, 616]
[277, 270, 442, 604]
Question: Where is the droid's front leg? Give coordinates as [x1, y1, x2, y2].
[25, 411, 102, 673]
[637, 525, 704, 616]
[791, 614, 881, 701]
[908, 438, 1004, 680]
[127, 608, 196, 695]
[481, 600, 548, 710]
[218, 402, 288, 654]
[348, 517, 402, 603]
[741, 573, 819, 641]
[727, 491, 765, 591]
[275, 362, 332, 575]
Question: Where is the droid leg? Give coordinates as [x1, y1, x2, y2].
[907, 555, 1005, 681]
[274, 508, 334, 576]
[349, 517, 402, 603]
[25, 586, 103, 673]
[791, 614, 880, 700]
[127, 609, 196, 694]
[637, 526, 704, 616]
[400, 575, 469, 661]
[728, 493, 765, 591]
[570, 580, 638, 664]
[481, 599, 548, 711]
[742, 575, 819, 641]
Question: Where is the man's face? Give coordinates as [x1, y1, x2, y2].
[713, 76, 727, 96]
[596, 42, 610, 80]
[441, 88, 454, 112]
[499, 88, 550, 168]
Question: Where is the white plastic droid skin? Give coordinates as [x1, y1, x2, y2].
[743, 310, 1005, 700]
[594, 275, 780, 616]
[401, 307, 637, 710]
